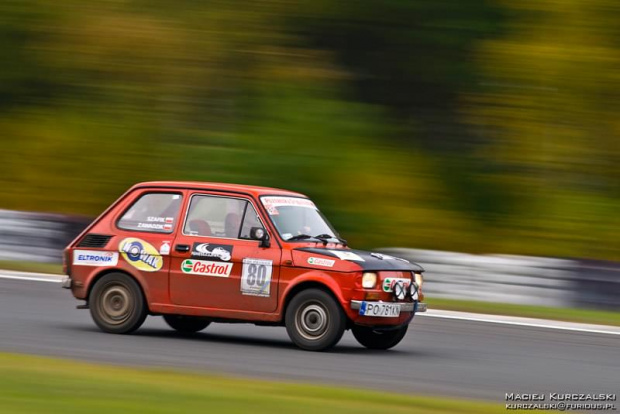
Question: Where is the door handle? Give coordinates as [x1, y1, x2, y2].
[175, 244, 190, 253]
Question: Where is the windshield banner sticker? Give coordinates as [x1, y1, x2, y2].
[182, 259, 233, 277]
[241, 258, 273, 297]
[307, 257, 335, 267]
[261, 196, 316, 215]
[119, 238, 163, 272]
[329, 250, 365, 262]
[191, 242, 233, 262]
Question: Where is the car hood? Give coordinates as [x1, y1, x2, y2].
[293, 247, 424, 272]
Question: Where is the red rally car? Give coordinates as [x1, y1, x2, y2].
[62, 181, 427, 351]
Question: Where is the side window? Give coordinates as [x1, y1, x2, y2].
[184, 195, 247, 238]
[240, 203, 264, 239]
[117, 193, 182, 233]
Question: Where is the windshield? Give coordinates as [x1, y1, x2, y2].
[260, 196, 338, 241]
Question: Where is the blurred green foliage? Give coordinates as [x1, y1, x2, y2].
[0, 0, 619, 259]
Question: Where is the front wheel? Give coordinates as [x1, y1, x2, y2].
[89, 273, 147, 334]
[163, 315, 210, 334]
[285, 289, 346, 351]
[352, 325, 408, 350]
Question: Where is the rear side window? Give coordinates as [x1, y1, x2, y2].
[117, 193, 182, 233]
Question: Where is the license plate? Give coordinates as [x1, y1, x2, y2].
[359, 302, 401, 317]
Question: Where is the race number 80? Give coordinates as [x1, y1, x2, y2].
[241, 258, 273, 297]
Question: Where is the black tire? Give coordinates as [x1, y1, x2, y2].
[351, 325, 408, 350]
[89, 273, 147, 334]
[163, 315, 210, 334]
[285, 289, 346, 351]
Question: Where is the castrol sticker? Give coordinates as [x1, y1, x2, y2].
[307, 257, 335, 267]
[382, 277, 411, 292]
[181, 259, 233, 277]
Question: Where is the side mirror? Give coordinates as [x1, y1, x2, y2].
[250, 227, 270, 248]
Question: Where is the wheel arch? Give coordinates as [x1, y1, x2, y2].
[280, 275, 346, 324]
[86, 268, 150, 310]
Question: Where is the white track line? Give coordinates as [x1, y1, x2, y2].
[419, 309, 620, 336]
[0, 270, 64, 283]
[2, 270, 619, 336]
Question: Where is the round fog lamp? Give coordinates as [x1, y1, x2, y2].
[361, 272, 377, 289]
[410, 282, 419, 301]
[393, 281, 406, 300]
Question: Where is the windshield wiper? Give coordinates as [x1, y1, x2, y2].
[287, 234, 315, 241]
[287, 233, 347, 245]
[314, 234, 348, 246]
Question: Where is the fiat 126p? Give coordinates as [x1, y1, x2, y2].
[63, 181, 426, 351]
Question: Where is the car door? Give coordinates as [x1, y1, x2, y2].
[169, 192, 281, 313]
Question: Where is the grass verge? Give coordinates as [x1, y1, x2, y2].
[0, 352, 503, 414]
[0, 260, 63, 275]
[427, 297, 620, 327]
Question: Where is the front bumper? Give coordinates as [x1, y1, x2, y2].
[350, 300, 427, 313]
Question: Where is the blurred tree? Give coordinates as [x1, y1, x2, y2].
[294, 0, 516, 226]
[468, 0, 620, 258]
[0, 0, 618, 259]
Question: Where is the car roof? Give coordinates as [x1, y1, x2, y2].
[131, 181, 308, 198]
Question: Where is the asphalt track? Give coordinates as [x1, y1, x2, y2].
[1, 277, 618, 401]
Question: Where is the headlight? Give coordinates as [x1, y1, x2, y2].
[361, 272, 377, 289]
[414, 272, 424, 288]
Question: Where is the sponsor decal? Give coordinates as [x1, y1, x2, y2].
[330, 250, 365, 262]
[261, 196, 316, 216]
[241, 258, 273, 297]
[134, 217, 174, 232]
[181, 259, 232, 277]
[370, 252, 410, 263]
[137, 222, 165, 230]
[73, 250, 118, 267]
[191, 243, 233, 262]
[159, 241, 171, 256]
[307, 257, 335, 267]
[382, 277, 412, 293]
[119, 238, 163, 272]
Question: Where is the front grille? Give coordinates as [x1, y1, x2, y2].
[77, 234, 112, 248]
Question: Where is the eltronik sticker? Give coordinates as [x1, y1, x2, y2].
[73, 250, 119, 267]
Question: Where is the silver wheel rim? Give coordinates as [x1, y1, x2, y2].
[99, 284, 133, 325]
[295, 301, 329, 341]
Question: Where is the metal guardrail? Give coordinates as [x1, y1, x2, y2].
[0, 209, 618, 310]
[381, 248, 620, 311]
[0, 210, 90, 263]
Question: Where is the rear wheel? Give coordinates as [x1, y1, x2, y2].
[285, 289, 346, 351]
[89, 273, 147, 334]
[163, 315, 210, 334]
[352, 325, 408, 350]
